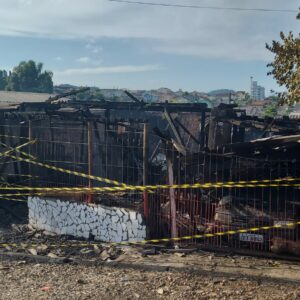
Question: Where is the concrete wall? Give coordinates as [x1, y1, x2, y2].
[28, 197, 146, 243]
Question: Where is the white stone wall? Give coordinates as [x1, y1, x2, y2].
[28, 197, 147, 243]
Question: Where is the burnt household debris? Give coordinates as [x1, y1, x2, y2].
[0, 88, 299, 257]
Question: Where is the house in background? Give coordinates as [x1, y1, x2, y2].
[289, 104, 300, 119]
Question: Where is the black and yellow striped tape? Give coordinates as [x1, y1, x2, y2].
[0, 193, 43, 197]
[0, 151, 132, 188]
[1, 141, 37, 161]
[0, 220, 299, 248]
[2, 141, 300, 192]
[0, 197, 28, 203]
[1, 140, 36, 159]
[0, 134, 30, 140]
[0, 181, 299, 194]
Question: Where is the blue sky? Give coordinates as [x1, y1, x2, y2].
[0, 0, 299, 94]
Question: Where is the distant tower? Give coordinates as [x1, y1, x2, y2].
[250, 77, 265, 100]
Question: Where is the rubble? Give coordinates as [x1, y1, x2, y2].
[0, 254, 299, 300]
[0, 88, 299, 300]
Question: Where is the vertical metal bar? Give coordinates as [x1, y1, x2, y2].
[143, 123, 149, 219]
[87, 120, 93, 203]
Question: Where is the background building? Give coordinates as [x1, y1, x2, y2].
[250, 77, 265, 100]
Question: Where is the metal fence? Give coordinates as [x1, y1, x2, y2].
[147, 145, 300, 254]
[0, 119, 145, 209]
[1, 119, 299, 254]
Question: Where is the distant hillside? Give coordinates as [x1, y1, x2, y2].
[208, 89, 235, 96]
[52, 85, 241, 106]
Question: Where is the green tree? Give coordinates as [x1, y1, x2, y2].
[0, 70, 8, 90]
[5, 60, 53, 93]
[244, 93, 251, 104]
[6, 71, 20, 91]
[263, 103, 278, 118]
[266, 13, 300, 104]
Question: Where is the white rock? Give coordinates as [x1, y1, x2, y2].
[112, 215, 119, 224]
[80, 209, 85, 220]
[137, 213, 143, 224]
[129, 211, 136, 220]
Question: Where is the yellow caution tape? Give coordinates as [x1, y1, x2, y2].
[0, 193, 43, 197]
[0, 140, 36, 158]
[0, 221, 299, 248]
[0, 197, 28, 203]
[0, 182, 299, 194]
[1, 142, 37, 161]
[2, 142, 300, 191]
[0, 192, 45, 200]
[212, 177, 300, 185]
[0, 134, 29, 140]
[0, 151, 132, 188]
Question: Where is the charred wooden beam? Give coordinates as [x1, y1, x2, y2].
[174, 118, 201, 145]
[143, 123, 149, 219]
[200, 110, 206, 149]
[46, 87, 90, 103]
[219, 134, 300, 155]
[164, 108, 186, 155]
[166, 151, 178, 240]
[67, 101, 209, 113]
[124, 90, 144, 104]
[87, 121, 94, 203]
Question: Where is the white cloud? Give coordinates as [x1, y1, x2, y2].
[54, 56, 63, 61]
[55, 64, 161, 76]
[0, 0, 298, 61]
[18, 0, 32, 5]
[93, 59, 103, 66]
[86, 42, 103, 54]
[76, 56, 103, 65]
[76, 56, 90, 63]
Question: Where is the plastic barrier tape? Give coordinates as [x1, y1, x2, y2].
[1, 141, 37, 161]
[0, 140, 36, 158]
[0, 182, 299, 193]
[0, 152, 132, 188]
[0, 221, 299, 248]
[0, 134, 29, 140]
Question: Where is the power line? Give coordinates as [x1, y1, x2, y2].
[108, 0, 298, 13]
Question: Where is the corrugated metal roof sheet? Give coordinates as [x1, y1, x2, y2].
[0, 91, 71, 111]
[0, 91, 53, 104]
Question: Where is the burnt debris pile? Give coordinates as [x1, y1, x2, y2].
[0, 89, 299, 256]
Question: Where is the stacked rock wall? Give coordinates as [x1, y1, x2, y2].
[28, 197, 146, 243]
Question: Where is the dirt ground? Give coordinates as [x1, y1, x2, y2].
[1, 250, 300, 300]
[0, 203, 300, 300]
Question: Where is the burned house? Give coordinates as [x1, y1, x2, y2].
[0, 89, 299, 256]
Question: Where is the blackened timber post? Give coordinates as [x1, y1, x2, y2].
[87, 120, 93, 203]
[28, 119, 33, 186]
[167, 150, 178, 241]
[143, 122, 149, 219]
[200, 110, 206, 149]
[208, 109, 218, 151]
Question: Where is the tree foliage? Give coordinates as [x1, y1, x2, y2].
[263, 103, 278, 118]
[0, 60, 53, 93]
[266, 30, 300, 104]
[0, 70, 8, 90]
